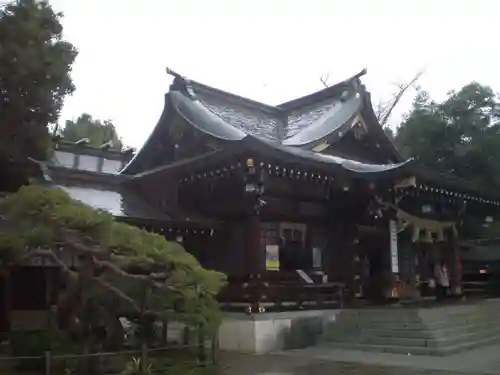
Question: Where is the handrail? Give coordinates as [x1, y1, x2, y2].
[219, 273, 346, 311]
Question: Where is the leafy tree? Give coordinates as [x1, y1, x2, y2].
[61, 113, 124, 150]
[0, 186, 226, 347]
[0, 0, 77, 162]
[395, 83, 500, 190]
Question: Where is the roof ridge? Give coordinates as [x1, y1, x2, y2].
[189, 80, 282, 115]
[278, 68, 367, 111]
[167, 68, 282, 114]
[166, 67, 367, 115]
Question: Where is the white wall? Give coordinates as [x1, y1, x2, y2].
[101, 158, 123, 174]
[218, 310, 340, 353]
[53, 150, 125, 174]
[53, 151, 75, 168]
[78, 155, 99, 172]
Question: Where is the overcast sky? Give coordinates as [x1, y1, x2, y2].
[49, 0, 500, 148]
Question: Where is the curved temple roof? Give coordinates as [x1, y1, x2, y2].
[166, 70, 369, 146]
[122, 68, 403, 175]
[181, 70, 368, 145]
[170, 91, 247, 141]
[252, 137, 412, 176]
[282, 93, 363, 146]
[133, 136, 413, 180]
[281, 145, 411, 173]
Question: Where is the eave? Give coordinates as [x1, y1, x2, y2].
[395, 164, 500, 206]
[131, 135, 413, 183]
[44, 165, 218, 229]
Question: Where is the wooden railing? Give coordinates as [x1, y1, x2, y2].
[218, 272, 346, 312]
[462, 280, 488, 296]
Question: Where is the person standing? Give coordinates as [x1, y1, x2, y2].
[434, 262, 443, 301]
[434, 262, 450, 301]
[441, 262, 450, 298]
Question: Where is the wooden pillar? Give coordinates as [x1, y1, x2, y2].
[351, 238, 364, 300]
[398, 239, 420, 300]
[325, 187, 362, 305]
[245, 215, 262, 274]
[385, 220, 401, 301]
[243, 157, 264, 314]
[448, 228, 462, 296]
[326, 220, 359, 304]
[245, 214, 263, 313]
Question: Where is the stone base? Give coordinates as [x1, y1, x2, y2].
[218, 310, 340, 353]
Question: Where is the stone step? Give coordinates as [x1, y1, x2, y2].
[329, 325, 500, 348]
[323, 333, 500, 356]
[326, 317, 500, 345]
[322, 301, 500, 356]
[338, 307, 495, 320]
[365, 320, 498, 339]
[340, 305, 497, 322]
[324, 341, 438, 356]
[334, 313, 500, 330]
[438, 333, 500, 355]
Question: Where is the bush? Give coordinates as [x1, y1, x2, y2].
[9, 329, 74, 371]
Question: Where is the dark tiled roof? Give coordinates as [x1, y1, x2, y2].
[283, 93, 362, 145]
[44, 166, 217, 226]
[189, 81, 282, 141]
[255, 137, 412, 175]
[133, 136, 413, 180]
[285, 99, 339, 138]
[278, 68, 367, 110]
[170, 82, 362, 146]
[170, 91, 247, 141]
[123, 68, 400, 175]
[175, 70, 368, 144]
[55, 183, 218, 227]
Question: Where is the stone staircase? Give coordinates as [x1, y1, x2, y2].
[323, 299, 500, 356]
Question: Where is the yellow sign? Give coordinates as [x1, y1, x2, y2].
[265, 245, 280, 271]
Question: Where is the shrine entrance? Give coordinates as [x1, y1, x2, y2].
[358, 228, 390, 304]
[278, 222, 309, 272]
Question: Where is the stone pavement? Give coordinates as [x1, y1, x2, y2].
[219, 343, 500, 375]
[280, 344, 500, 373]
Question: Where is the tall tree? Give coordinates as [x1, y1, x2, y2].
[395, 82, 500, 190]
[0, 0, 77, 162]
[376, 70, 424, 127]
[61, 113, 124, 150]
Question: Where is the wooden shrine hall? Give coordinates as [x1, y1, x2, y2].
[39, 68, 500, 313]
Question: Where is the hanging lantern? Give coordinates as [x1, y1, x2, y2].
[437, 229, 445, 242]
[424, 230, 433, 243]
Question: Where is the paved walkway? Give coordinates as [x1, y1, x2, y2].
[281, 344, 500, 373]
[220, 343, 500, 375]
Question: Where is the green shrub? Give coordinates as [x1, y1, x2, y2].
[9, 329, 76, 371]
